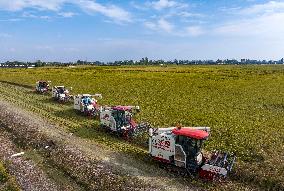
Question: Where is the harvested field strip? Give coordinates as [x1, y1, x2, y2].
[23, 150, 87, 191]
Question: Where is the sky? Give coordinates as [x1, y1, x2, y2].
[0, 0, 284, 62]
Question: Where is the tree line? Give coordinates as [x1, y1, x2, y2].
[0, 57, 284, 68]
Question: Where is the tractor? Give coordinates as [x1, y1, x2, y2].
[35, 81, 51, 94]
[74, 94, 102, 117]
[100, 106, 149, 139]
[148, 126, 236, 180]
[52, 86, 72, 103]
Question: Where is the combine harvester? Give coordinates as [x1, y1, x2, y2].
[52, 86, 72, 103]
[74, 94, 102, 117]
[148, 126, 236, 180]
[35, 81, 51, 94]
[100, 105, 149, 139]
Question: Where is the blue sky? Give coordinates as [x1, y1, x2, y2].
[0, 0, 284, 62]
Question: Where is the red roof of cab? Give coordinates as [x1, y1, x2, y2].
[112, 106, 132, 111]
[172, 128, 209, 140]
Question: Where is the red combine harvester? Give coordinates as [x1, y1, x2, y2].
[148, 126, 236, 180]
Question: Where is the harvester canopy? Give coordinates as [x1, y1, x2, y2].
[172, 128, 209, 140]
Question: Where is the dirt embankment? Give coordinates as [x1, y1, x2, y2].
[0, 100, 197, 191]
[0, 129, 60, 191]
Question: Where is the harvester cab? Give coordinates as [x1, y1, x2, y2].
[52, 86, 71, 103]
[100, 106, 145, 139]
[36, 81, 50, 94]
[74, 94, 102, 116]
[149, 126, 236, 180]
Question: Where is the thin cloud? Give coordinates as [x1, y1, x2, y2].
[0, 0, 131, 23]
[22, 12, 51, 20]
[144, 18, 174, 33]
[215, 12, 284, 40]
[150, 0, 188, 10]
[185, 26, 204, 37]
[240, 1, 284, 15]
[130, 1, 149, 11]
[177, 11, 204, 18]
[214, 1, 284, 40]
[158, 18, 174, 32]
[144, 17, 205, 37]
[0, 0, 66, 11]
[58, 12, 76, 18]
[152, 0, 177, 10]
[75, 0, 132, 23]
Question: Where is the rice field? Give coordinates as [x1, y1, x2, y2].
[0, 65, 283, 190]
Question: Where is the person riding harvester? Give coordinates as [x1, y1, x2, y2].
[52, 86, 71, 103]
[81, 95, 94, 111]
[73, 94, 102, 117]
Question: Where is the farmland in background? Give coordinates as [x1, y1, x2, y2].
[0, 65, 283, 190]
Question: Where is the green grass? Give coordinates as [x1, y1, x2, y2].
[0, 65, 283, 190]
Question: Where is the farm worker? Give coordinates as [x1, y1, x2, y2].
[92, 98, 97, 107]
[58, 87, 65, 94]
[39, 82, 44, 88]
[82, 96, 92, 106]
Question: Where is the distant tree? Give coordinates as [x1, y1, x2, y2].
[35, 60, 46, 67]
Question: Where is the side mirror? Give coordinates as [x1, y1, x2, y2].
[149, 128, 153, 137]
[135, 106, 140, 112]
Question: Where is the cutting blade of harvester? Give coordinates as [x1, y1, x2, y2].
[199, 151, 236, 181]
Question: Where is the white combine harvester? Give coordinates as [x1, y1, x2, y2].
[99, 106, 149, 139]
[35, 81, 51, 94]
[52, 86, 71, 103]
[74, 94, 102, 117]
[148, 126, 236, 180]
